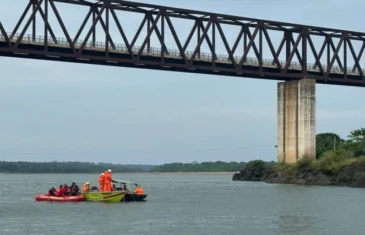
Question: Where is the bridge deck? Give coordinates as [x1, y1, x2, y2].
[0, 32, 364, 86]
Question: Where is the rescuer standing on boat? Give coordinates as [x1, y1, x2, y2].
[98, 173, 105, 192]
[104, 169, 112, 192]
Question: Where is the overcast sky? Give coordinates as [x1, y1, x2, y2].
[0, 0, 365, 164]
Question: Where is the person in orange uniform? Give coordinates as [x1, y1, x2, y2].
[133, 185, 145, 195]
[103, 169, 112, 192]
[98, 173, 105, 192]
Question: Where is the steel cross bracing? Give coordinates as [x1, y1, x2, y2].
[1, 0, 365, 87]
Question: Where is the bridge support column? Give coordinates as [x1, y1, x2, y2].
[277, 78, 316, 163]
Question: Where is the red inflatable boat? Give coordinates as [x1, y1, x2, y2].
[35, 194, 85, 202]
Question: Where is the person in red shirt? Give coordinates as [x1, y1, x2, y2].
[56, 185, 64, 197]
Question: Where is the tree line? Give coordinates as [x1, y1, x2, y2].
[150, 161, 247, 172]
[0, 161, 154, 173]
[1, 128, 363, 173]
[0, 160, 247, 173]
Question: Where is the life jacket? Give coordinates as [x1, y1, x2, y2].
[104, 171, 111, 182]
[134, 187, 144, 195]
[99, 174, 105, 184]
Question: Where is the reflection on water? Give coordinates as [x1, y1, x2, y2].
[0, 173, 364, 235]
[276, 213, 314, 234]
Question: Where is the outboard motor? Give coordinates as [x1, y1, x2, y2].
[91, 186, 99, 191]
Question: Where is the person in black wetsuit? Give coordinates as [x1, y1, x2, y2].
[69, 182, 80, 196]
[47, 187, 57, 196]
[63, 184, 70, 196]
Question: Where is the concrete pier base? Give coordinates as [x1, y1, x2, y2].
[277, 79, 316, 163]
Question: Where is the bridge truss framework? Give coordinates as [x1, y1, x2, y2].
[0, 0, 365, 86]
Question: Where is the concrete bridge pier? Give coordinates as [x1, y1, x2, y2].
[277, 78, 316, 163]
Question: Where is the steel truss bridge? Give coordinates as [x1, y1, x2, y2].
[0, 0, 365, 87]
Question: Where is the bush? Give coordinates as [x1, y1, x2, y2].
[275, 162, 288, 171]
[356, 156, 365, 166]
[320, 149, 354, 160]
[312, 150, 353, 175]
[273, 162, 297, 176]
[296, 157, 314, 171]
[245, 160, 265, 168]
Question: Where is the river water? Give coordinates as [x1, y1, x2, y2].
[0, 173, 364, 235]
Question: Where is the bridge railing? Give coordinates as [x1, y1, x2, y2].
[0, 31, 361, 76]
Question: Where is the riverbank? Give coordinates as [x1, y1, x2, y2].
[232, 156, 365, 188]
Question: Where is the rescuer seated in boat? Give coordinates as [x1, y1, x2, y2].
[56, 185, 64, 196]
[112, 184, 116, 191]
[82, 182, 91, 193]
[63, 184, 71, 196]
[46, 187, 57, 196]
[133, 184, 144, 195]
[55, 184, 69, 196]
[69, 182, 80, 196]
[72, 182, 80, 195]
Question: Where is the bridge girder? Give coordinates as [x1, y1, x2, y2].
[0, 0, 365, 86]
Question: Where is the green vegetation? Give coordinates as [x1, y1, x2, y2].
[316, 128, 365, 158]
[0, 161, 154, 173]
[263, 127, 365, 177]
[273, 152, 362, 177]
[151, 161, 247, 172]
[233, 128, 365, 187]
[316, 133, 344, 157]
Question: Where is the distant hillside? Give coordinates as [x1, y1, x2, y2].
[0, 161, 155, 173]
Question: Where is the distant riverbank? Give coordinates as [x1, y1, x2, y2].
[232, 156, 365, 188]
[0, 161, 154, 173]
[150, 161, 246, 172]
[0, 160, 246, 174]
[154, 171, 235, 175]
[0, 171, 235, 175]
[0, 172, 151, 174]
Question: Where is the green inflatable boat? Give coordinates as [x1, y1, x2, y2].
[83, 191, 125, 202]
